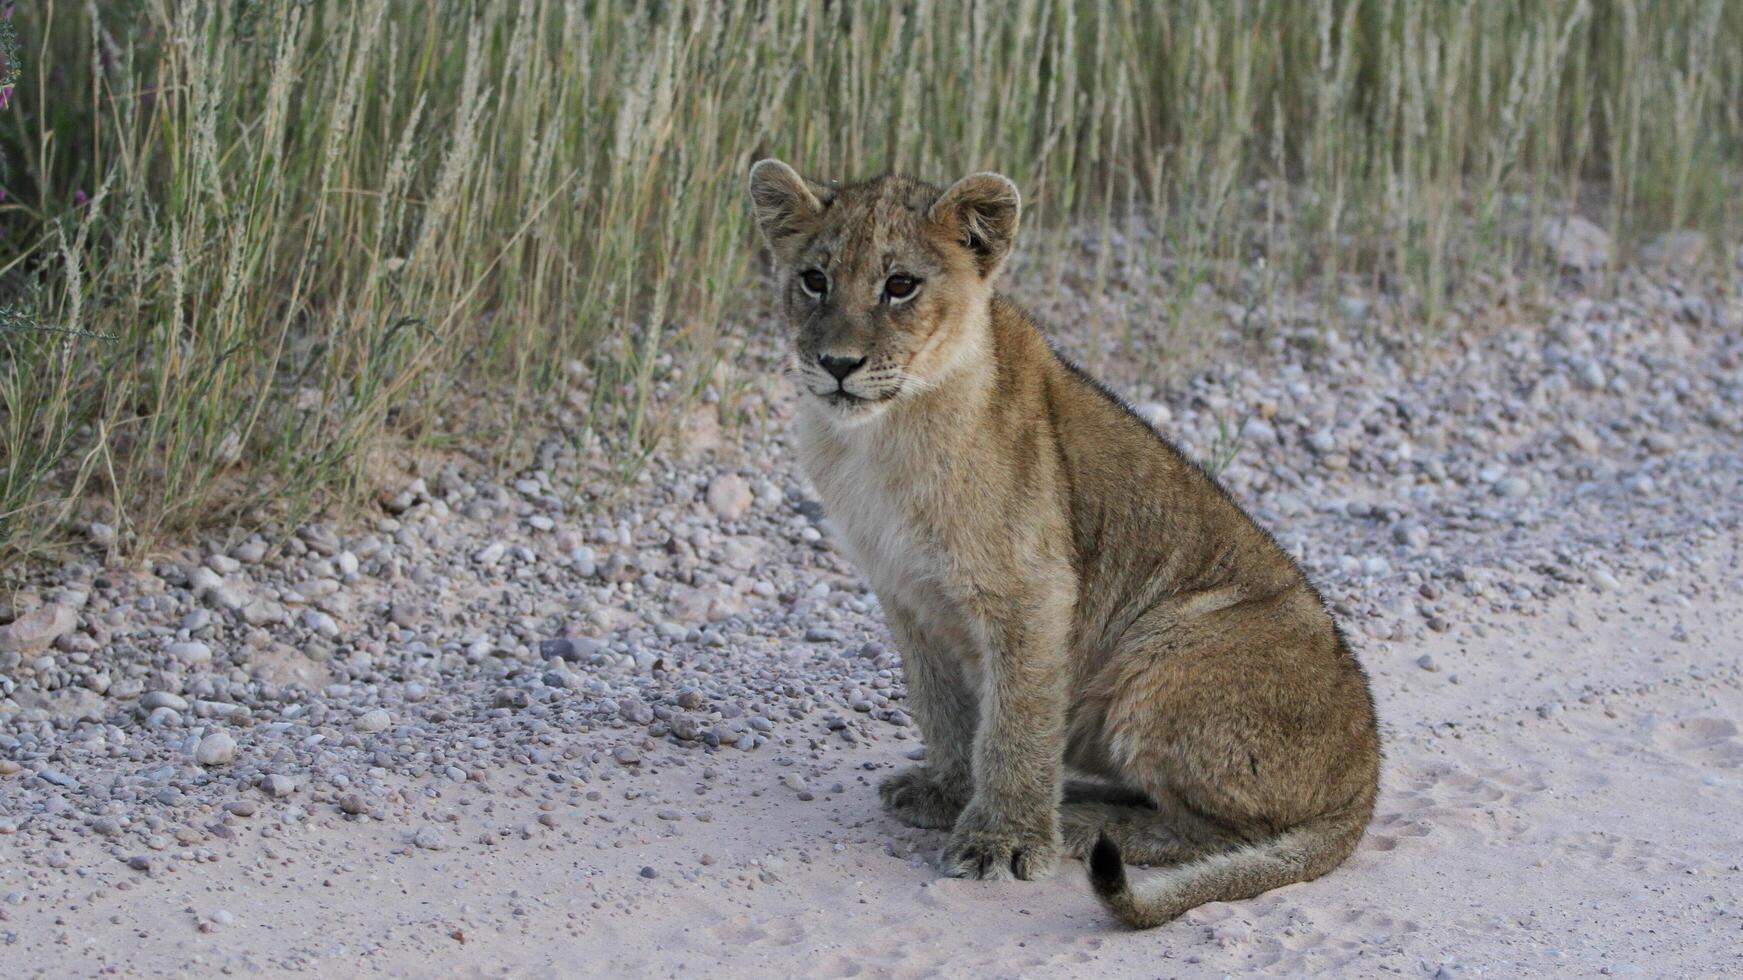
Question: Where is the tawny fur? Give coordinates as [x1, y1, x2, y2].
[748, 160, 1381, 928]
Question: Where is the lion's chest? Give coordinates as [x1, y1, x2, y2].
[809, 450, 944, 608]
[798, 418, 973, 649]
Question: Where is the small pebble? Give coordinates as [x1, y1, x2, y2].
[195, 731, 237, 766]
[354, 708, 392, 733]
[260, 774, 296, 798]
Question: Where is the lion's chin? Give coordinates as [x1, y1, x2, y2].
[812, 388, 899, 428]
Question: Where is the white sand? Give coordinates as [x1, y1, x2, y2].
[5, 538, 1739, 978]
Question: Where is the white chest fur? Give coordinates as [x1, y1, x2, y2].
[795, 407, 962, 628]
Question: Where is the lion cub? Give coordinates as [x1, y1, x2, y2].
[748, 160, 1380, 928]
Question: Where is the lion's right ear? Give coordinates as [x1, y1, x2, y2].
[748, 159, 828, 263]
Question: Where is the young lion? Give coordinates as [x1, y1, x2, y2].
[747, 160, 1380, 928]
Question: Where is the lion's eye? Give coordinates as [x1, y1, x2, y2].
[884, 274, 919, 300]
[800, 269, 829, 296]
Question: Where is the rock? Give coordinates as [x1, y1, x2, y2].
[141, 691, 189, 712]
[339, 794, 367, 815]
[612, 745, 641, 766]
[1538, 215, 1611, 270]
[705, 474, 752, 520]
[37, 768, 78, 789]
[187, 565, 223, 595]
[1239, 417, 1277, 445]
[1416, 654, 1440, 672]
[240, 599, 285, 627]
[195, 699, 247, 721]
[1493, 476, 1531, 499]
[87, 522, 117, 547]
[639, 866, 658, 879]
[232, 539, 268, 563]
[354, 708, 392, 733]
[412, 826, 445, 851]
[127, 854, 153, 872]
[0, 604, 78, 654]
[539, 638, 577, 661]
[1559, 425, 1601, 453]
[195, 732, 237, 766]
[259, 774, 296, 798]
[1391, 523, 1430, 550]
[301, 609, 341, 638]
[144, 706, 182, 728]
[167, 641, 212, 665]
[298, 523, 340, 555]
[474, 542, 507, 566]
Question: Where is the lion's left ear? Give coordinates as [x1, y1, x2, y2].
[928, 172, 1021, 279]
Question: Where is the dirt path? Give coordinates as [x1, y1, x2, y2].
[5, 264, 1740, 977]
[7, 536, 1739, 977]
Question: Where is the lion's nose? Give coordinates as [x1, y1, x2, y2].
[819, 354, 867, 382]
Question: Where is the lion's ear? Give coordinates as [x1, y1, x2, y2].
[748, 159, 830, 264]
[928, 172, 1021, 278]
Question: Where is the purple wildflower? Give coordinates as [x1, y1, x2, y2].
[74, 189, 89, 207]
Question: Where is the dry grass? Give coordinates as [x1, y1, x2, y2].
[1, 0, 1738, 564]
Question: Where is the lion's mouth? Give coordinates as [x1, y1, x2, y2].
[819, 386, 899, 408]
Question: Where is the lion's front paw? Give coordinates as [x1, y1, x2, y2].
[878, 766, 967, 829]
[942, 808, 1060, 881]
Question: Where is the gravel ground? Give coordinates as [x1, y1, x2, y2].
[2, 235, 1741, 976]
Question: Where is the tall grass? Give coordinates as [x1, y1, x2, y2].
[2, 0, 1739, 563]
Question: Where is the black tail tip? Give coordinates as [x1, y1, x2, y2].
[1087, 834, 1126, 897]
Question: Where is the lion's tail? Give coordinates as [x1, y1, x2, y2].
[1087, 807, 1367, 929]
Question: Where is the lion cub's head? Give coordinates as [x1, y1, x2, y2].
[747, 160, 1020, 426]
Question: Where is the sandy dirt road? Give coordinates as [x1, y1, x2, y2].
[6, 535, 1740, 978]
